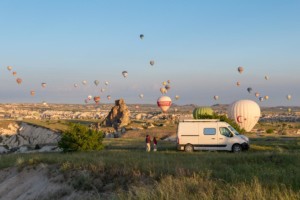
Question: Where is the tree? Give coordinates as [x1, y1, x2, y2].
[58, 123, 104, 152]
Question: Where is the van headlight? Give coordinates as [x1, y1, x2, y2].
[240, 135, 249, 143]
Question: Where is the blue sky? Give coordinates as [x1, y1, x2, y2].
[0, 0, 299, 106]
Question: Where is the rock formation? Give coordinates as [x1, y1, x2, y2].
[0, 122, 61, 153]
[103, 99, 131, 129]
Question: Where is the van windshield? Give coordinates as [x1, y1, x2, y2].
[228, 126, 240, 135]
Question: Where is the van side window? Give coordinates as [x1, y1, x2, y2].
[219, 127, 232, 137]
[203, 128, 216, 135]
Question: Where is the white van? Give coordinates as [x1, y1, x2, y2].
[177, 119, 249, 152]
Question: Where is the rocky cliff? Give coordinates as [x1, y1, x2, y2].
[0, 122, 61, 153]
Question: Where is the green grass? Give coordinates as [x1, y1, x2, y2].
[1, 136, 300, 199]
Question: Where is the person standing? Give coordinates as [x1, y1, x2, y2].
[145, 135, 151, 152]
[153, 137, 157, 151]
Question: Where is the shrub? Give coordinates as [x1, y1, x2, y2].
[266, 129, 274, 134]
[58, 123, 104, 152]
[200, 113, 245, 134]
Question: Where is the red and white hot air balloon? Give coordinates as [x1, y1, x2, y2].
[12, 71, 17, 76]
[157, 96, 172, 113]
[227, 100, 261, 132]
[94, 96, 100, 104]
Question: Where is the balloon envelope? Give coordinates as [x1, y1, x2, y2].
[94, 96, 100, 104]
[140, 34, 144, 39]
[213, 96, 219, 100]
[255, 92, 260, 97]
[238, 66, 244, 74]
[227, 100, 261, 132]
[94, 80, 100, 86]
[30, 90, 35, 96]
[107, 95, 111, 100]
[150, 60, 155, 66]
[157, 96, 172, 113]
[265, 75, 269, 80]
[160, 87, 167, 94]
[12, 71, 17, 76]
[122, 71, 128, 78]
[175, 95, 180, 100]
[82, 80, 87, 85]
[16, 78, 22, 85]
[287, 95, 292, 100]
[193, 107, 214, 119]
[41, 83, 47, 88]
[247, 87, 252, 93]
[105, 81, 109, 86]
[7, 66, 12, 71]
[236, 81, 241, 86]
[139, 94, 144, 99]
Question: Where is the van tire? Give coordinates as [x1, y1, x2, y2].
[232, 144, 241, 153]
[185, 144, 193, 152]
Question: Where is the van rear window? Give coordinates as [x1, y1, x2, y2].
[203, 128, 216, 135]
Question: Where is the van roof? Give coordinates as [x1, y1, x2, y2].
[179, 119, 220, 122]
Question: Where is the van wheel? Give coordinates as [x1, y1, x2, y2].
[232, 144, 241, 153]
[185, 144, 193, 152]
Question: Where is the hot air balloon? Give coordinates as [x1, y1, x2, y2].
[255, 92, 260, 97]
[16, 78, 22, 85]
[259, 97, 264, 102]
[247, 87, 252, 93]
[167, 80, 171, 84]
[107, 95, 111, 100]
[12, 71, 17, 76]
[162, 81, 167, 86]
[175, 95, 180, 100]
[87, 95, 93, 100]
[150, 60, 155, 66]
[157, 96, 172, 113]
[7, 66, 12, 71]
[30, 90, 35, 96]
[94, 96, 100, 104]
[288, 108, 292, 113]
[74, 83, 78, 88]
[287, 95, 292, 100]
[227, 100, 261, 132]
[105, 81, 109, 86]
[193, 107, 214, 119]
[101, 88, 105, 92]
[140, 34, 144, 40]
[94, 80, 99, 86]
[42, 101, 47, 106]
[236, 81, 241, 86]
[122, 71, 128, 78]
[135, 105, 140, 109]
[160, 87, 167, 94]
[41, 83, 47, 88]
[165, 85, 171, 91]
[82, 80, 87, 85]
[265, 76, 269, 80]
[139, 94, 144, 99]
[237, 66, 244, 74]
[264, 96, 269, 100]
[213, 96, 219, 100]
